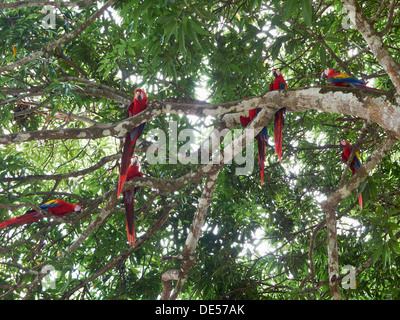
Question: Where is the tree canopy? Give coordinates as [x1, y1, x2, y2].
[0, 0, 400, 300]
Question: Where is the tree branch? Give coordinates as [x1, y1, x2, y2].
[1, 87, 399, 145]
[161, 166, 221, 300]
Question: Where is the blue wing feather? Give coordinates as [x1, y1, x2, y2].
[330, 76, 365, 85]
[40, 200, 60, 211]
[129, 123, 146, 142]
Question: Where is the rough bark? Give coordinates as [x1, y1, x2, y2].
[1, 87, 399, 145]
[161, 167, 221, 300]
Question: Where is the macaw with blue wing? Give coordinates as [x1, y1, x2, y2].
[339, 140, 363, 210]
[240, 107, 268, 186]
[269, 69, 288, 162]
[117, 88, 148, 199]
[123, 156, 143, 246]
[0, 199, 82, 229]
[322, 68, 383, 91]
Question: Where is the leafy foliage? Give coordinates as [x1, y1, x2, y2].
[0, 0, 400, 300]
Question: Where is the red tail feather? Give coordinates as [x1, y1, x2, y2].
[274, 110, 284, 162]
[0, 210, 42, 229]
[256, 135, 266, 186]
[358, 194, 363, 210]
[123, 190, 135, 246]
[117, 125, 144, 199]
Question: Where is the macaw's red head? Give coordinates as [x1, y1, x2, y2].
[134, 88, 148, 103]
[272, 69, 281, 78]
[339, 140, 348, 145]
[321, 68, 333, 79]
[131, 155, 139, 166]
[73, 203, 83, 213]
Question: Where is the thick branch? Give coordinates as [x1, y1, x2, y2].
[3, 154, 120, 183]
[162, 167, 221, 300]
[325, 204, 341, 300]
[2, 87, 399, 145]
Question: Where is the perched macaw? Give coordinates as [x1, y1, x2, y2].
[123, 156, 143, 246]
[322, 68, 383, 91]
[240, 107, 268, 186]
[269, 69, 288, 162]
[339, 140, 363, 210]
[117, 88, 148, 199]
[0, 199, 82, 229]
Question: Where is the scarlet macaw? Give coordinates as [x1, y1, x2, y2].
[123, 156, 143, 246]
[117, 88, 148, 199]
[339, 140, 363, 210]
[321, 68, 383, 91]
[269, 69, 288, 162]
[240, 107, 268, 186]
[0, 199, 82, 229]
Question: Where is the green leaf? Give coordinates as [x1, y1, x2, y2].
[190, 18, 209, 36]
[186, 19, 203, 49]
[178, 25, 187, 56]
[282, 0, 297, 21]
[271, 37, 283, 61]
[164, 19, 176, 44]
[319, 46, 327, 68]
[368, 179, 378, 200]
[388, 239, 400, 255]
[248, 0, 257, 11]
[49, 104, 59, 118]
[157, 12, 175, 24]
[360, 179, 370, 204]
[62, 82, 71, 97]
[372, 244, 383, 264]
[301, 0, 313, 26]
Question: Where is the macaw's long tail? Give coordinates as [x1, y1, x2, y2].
[358, 194, 363, 210]
[117, 123, 146, 199]
[256, 127, 268, 186]
[123, 189, 136, 246]
[352, 83, 385, 92]
[0, 210, 43, 229]
[274, 107, 286, 162]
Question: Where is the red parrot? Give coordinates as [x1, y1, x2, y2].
[0, 199, 82, 229]
[339, 140, 363, 210]
[321, 68, 383, 91]
[123, 156, 143, 246]
[240, 107, 268, 186]
[117, 88, 148, 199]
[269, 69, 288, 162]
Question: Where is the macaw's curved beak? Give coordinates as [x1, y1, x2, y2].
[136, 90, 143, 101]
[74, 205, 83, 213]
